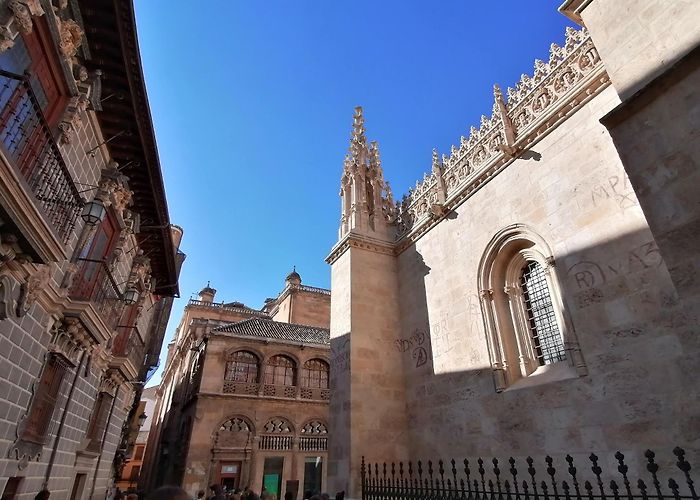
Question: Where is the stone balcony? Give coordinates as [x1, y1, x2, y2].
[222, 381, 330, 402]
[0, 69, 83, 263]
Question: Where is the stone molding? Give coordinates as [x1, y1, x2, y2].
[48, 316, 93, 365]
[325, 232, 396, 265]
[330, 28, 611, 258]
[391, 27, 609, 250]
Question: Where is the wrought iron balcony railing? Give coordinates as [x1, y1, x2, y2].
[0, 70, 83, 243]
[69, 258, 125, 330]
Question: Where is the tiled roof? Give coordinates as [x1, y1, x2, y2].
[212, 318, 330, 346]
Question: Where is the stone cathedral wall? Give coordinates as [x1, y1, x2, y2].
[394, 83, 697, 471]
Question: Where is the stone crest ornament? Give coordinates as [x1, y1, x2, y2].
[16, 264, 51, 317]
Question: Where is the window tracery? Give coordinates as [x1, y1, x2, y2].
[263, 418, 293, 434]
[301, 359, 329, 389]
[224, 351, 259, 383]
[478, 224, 586, 392]
[301, 420, 328, 434]
[264, 355, 296, 386]
[219, 417, 251, 433]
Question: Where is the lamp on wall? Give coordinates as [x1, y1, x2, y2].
[123, 286, 140, 306]
[137, 412, 147, 428]
[80, 198, 107, 226]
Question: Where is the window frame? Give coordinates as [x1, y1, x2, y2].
[478, 225, 586, 392]
[301, 359, 329, 389]
[264, 355, 296, 387]
[224, 350, 260, 383]
[21, 353, 69, 445]
[85, 390, 114, 453]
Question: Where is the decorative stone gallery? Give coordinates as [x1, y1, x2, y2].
[142, 273, 331, 498]
[326, 2, 700, 498]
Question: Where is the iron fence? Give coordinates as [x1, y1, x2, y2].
[0, 69, 82, 243]
[361, 448, 697, 500]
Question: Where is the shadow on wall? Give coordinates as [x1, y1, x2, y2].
[388, 225, 696, 481]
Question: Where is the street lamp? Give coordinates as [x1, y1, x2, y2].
[137, 412, 147, 428]
[123, 286, 140, 306]
[80, 198, 106, 226]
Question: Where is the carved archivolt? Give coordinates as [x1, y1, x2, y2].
[477, 224, 586, 392]
[216, 417, 253, 448]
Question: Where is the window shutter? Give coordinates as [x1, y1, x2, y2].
[22, 354, 68, 444]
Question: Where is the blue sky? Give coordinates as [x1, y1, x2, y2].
[135, 1, 575, 386]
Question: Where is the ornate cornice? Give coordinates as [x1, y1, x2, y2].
[48, 316, 93, 366]
[348, 27, 611, 257]
[325, 232, 396, 265]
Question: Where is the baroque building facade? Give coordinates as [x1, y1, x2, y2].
[0, 1, 181, 499]
[142, 272, 331, 499]
[326, 1, 700, 497]
[115, 385, 157, 491]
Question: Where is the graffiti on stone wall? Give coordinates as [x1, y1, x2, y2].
[430, 313, 453, 360]
[395, 329, 427, 368]
[567, 240, 663, 308]
[590, 173, 638, 210]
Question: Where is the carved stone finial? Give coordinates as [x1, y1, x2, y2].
[431, 148, 440, 174]
[493, 83, 519, 157]
[369, 140, 382, 174]
[349, 105, 368, 164]
[493, 84, 503, 102]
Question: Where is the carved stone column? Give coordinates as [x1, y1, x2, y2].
[504, 283, 534, 377]
[478, 288, 507, 392]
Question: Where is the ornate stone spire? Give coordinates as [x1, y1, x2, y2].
[349, 106, 368, 163]
[493, 84, 518, 157]
[369, 140, 383, 178]
[431, 148, 447, 209]
[338, 107, 393, 241]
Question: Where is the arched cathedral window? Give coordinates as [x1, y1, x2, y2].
[264, 355, 296, 386]
[301, 359, 329, 389]
[225, 351, 259, 383]
[478, 225, 586, 392]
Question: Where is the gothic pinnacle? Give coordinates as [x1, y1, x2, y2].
[349, 105, 367, 161]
